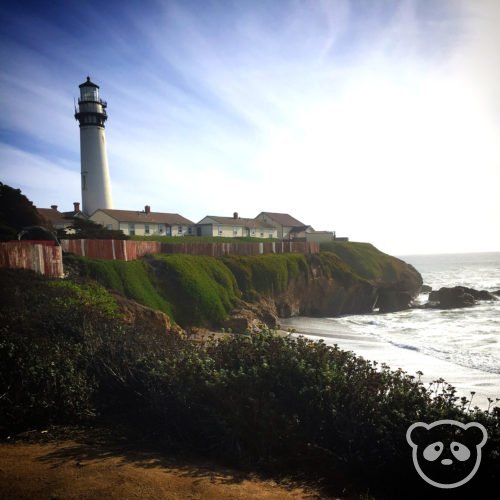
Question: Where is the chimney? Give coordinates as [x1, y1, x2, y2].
[233, 212, 238, 219]
[145, 205, 151, 214]
[73, 202, 80, 212]
[50, 205, 58, 210]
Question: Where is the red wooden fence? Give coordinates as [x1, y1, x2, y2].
[60, 239, 319, 261]
[0, 241, 64, 278]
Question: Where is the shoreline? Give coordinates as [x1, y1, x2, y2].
[281, 316, 500, 410]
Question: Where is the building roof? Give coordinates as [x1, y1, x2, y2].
[200, 215, 275, 229]
[79, 76, 99, 88]
[62, 210, 87, 219]
[37, 207, 70, 226]
[290, 225, 314, 233]
[95, 208, 194, 226]
[258, 212, 305, 227]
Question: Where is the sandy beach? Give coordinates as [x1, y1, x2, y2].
[281, 316, 500, 410]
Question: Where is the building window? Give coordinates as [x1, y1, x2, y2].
[218, 225, 223, 236]
[251, 230, 256, 236]
[233, 227, 238, 235]
[145, 224, 150, 235]
[81, 87, 99, 101]
[260, 232, 264, 237]
[107, 224, 113, 230]
[159, 224, 164, 234]
[177, 226, 182, 234]
[166, 227, 171, 236]
[128, 223, 135, 236]
[188, 226, 192, 235]
[268, 233, 273, 238]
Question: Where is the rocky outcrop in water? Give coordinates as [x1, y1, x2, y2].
[424, 286, 497, 309]
[376, 290, 413, 313]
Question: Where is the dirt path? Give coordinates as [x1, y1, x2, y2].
[0, 434, 326, 499]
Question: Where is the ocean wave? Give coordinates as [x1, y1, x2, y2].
[388, 341, 420, 352]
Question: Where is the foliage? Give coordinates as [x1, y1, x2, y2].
[58, 217, 129, 240]
[0, 182, 45, 241]
[0, 270, 116, 430]
[0, 268, 498, 498]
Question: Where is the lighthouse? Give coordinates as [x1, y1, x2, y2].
[74, 77, 113, 215]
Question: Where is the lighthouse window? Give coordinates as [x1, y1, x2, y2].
[81, 87, 99, 101]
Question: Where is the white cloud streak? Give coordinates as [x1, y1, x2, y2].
[1, 0, 499, 253]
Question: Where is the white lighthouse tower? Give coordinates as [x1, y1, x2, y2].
[75, 77, 113, 215]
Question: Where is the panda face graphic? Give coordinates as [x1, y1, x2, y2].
[406, 419, 487, 489]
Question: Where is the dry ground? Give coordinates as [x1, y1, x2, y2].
[0, 429, 334, 499]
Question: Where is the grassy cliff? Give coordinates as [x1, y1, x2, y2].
[65, 243, 421, 327]
[320, 241, 419, 285]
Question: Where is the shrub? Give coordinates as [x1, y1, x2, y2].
[130, 329, 499, 497]
[2, 268, 497, 498]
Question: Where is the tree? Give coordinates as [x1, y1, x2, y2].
[0, 183, 46, 241]
[58, 218, 129, 240]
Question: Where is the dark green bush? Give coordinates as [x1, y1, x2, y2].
[0, 270, 117, 431]
[127, 329, 498, 497]
[2, 268, 497, 498]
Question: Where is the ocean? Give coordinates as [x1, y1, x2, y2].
[281, 252, 500, 410]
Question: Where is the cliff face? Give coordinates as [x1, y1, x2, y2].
[222, 247, 422, 329]
[67, 243, 422, 331]
[274, 275, 377, 318]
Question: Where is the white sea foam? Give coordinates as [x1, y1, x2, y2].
[282, 252, 500, 409]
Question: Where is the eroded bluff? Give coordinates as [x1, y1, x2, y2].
[223, 247, 422, 332]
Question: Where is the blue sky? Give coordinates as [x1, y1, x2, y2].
[1, 0, 499, 254]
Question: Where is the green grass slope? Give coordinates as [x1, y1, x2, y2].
[320, 241, 421, 288]
[65, 244, 421, 327]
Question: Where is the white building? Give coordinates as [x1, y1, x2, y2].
[197, 213, 278, 238]
[255, 212, 313, 240]
[90, 206, 194, 237]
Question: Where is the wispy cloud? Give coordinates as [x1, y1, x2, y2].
[0, 0, 499, 253]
